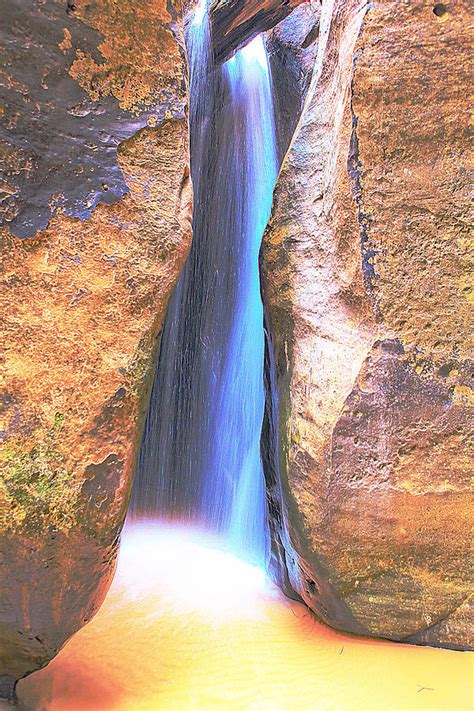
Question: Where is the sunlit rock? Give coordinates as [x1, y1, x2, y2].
[261, 0, 473, 649]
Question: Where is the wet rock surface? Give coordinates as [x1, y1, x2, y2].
[262, 0, 473, 649]
[267, 2, 321, 162]
[0, 0, 187, 238]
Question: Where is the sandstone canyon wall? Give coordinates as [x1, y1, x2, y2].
[1, 0, 192, 686]
[261, 0, 473, 649]
[1, 0, 472, 691]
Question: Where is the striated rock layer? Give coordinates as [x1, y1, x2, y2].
[261, 0, 473, 649]
[1, 0, 192, 683]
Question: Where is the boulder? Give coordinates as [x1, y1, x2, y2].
[261, 0, 473, 649]
[1, 0, 192, 684]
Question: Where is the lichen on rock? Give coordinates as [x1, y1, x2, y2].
[1, 414, 81, 533]
[68, 0, 185, 113]
[0, 0, 187, 237]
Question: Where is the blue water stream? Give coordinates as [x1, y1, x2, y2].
[131, 2, 278, 564]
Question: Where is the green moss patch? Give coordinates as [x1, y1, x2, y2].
[0, 414, 80, 532]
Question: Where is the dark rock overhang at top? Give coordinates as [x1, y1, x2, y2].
[210, 0, 308, 63]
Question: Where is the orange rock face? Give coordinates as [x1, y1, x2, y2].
[261, 0, 473, 648]
[68, 0, 185, 112]
[1, 1, 191, 682]
[1, 0, 472, 690]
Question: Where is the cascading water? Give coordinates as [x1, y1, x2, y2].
[131, 2, 278, 564]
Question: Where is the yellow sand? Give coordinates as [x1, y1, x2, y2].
[14, 523, 473, 711]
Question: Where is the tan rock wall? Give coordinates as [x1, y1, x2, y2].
[262, 0, 473, 648]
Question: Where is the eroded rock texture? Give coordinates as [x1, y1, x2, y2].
[1, 0, 192, 682]
[262, 0, 473, 649]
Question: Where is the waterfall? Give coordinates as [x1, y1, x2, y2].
[131, 4, 278, 564]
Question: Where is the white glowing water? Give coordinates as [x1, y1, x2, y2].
[18, 523, 471, 711]
[132, 5, 278, 565]
[120, 522, 269, 619]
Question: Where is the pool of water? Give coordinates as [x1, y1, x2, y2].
[10, 522, 473, 710]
